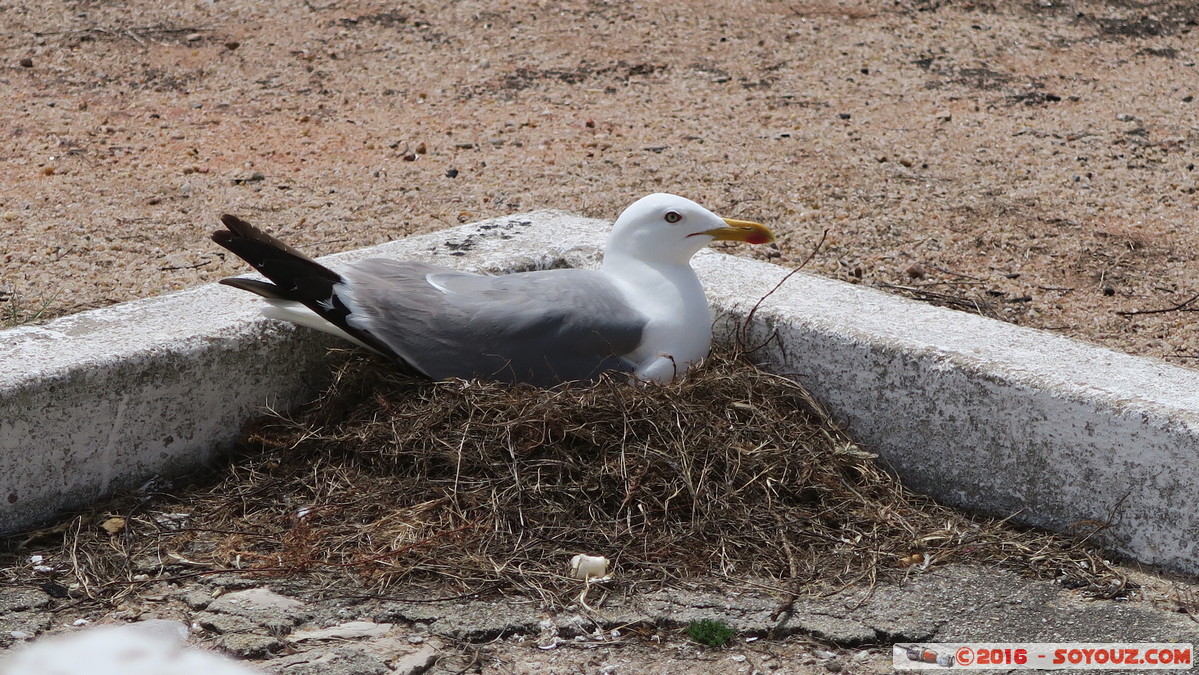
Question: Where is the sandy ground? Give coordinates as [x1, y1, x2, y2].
[2, 0, 1199, 364]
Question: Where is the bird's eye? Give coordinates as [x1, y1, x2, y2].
[664, 211, 682, 224]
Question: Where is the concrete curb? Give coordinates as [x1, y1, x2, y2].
[2, 210, 1197, 573]
[699, 254, 1199, 574]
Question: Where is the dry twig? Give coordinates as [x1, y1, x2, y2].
[1115, 290, 1199, 317]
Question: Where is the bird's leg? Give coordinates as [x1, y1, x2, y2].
[635, 354, 680, 383]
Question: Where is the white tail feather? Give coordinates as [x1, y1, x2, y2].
[262, 300, 380, 353]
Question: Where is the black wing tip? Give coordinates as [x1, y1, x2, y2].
[220, 213, 248, 228]
[213, 214, 255, 247]
[218, 277, 253, 292]
[219, 213, 259, 238]
[220, 277, 290, 299]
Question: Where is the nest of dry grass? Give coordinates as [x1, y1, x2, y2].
[2, 350, 1129, 606]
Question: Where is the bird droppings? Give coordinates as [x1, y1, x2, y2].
[442, 237, 476, 252]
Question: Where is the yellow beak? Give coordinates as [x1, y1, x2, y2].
[699, 218, 776, 245]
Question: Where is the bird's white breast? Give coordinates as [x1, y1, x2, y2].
[604, 258, 713, 382]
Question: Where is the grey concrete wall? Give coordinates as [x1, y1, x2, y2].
[2, 210, 1198, 574]
[0, 287, 337, 531]
[698, 254, 1199, 572]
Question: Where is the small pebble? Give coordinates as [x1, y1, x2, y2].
[100, 516, 126, 534]
[9, 631, 30, 640]
[838, 113, 851, 120]
[905, 263, 926, 279]
[232, 171, 265, 185]
[186, 33, 202, 42]
[72, 619, 89, 627]
[19, 57, 33, 68]
[1116, 113, 1135, 122]
[225, 41, 240, 50]
[445, 168, 459, 178]
[41, 582, 69, 598]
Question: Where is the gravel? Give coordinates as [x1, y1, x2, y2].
[1, 0, 1198, 367]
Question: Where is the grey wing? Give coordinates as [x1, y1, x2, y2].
[337, 259, 647, 385]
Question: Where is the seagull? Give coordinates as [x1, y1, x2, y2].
[213, 193, 774, 385]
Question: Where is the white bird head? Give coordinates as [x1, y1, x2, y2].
[604, 193, 774, 266]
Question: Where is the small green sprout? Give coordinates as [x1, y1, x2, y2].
[686, 618, 735, 647]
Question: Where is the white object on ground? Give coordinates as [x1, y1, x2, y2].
[569, 554, 610, 580]
[0, 622, 259, 675]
